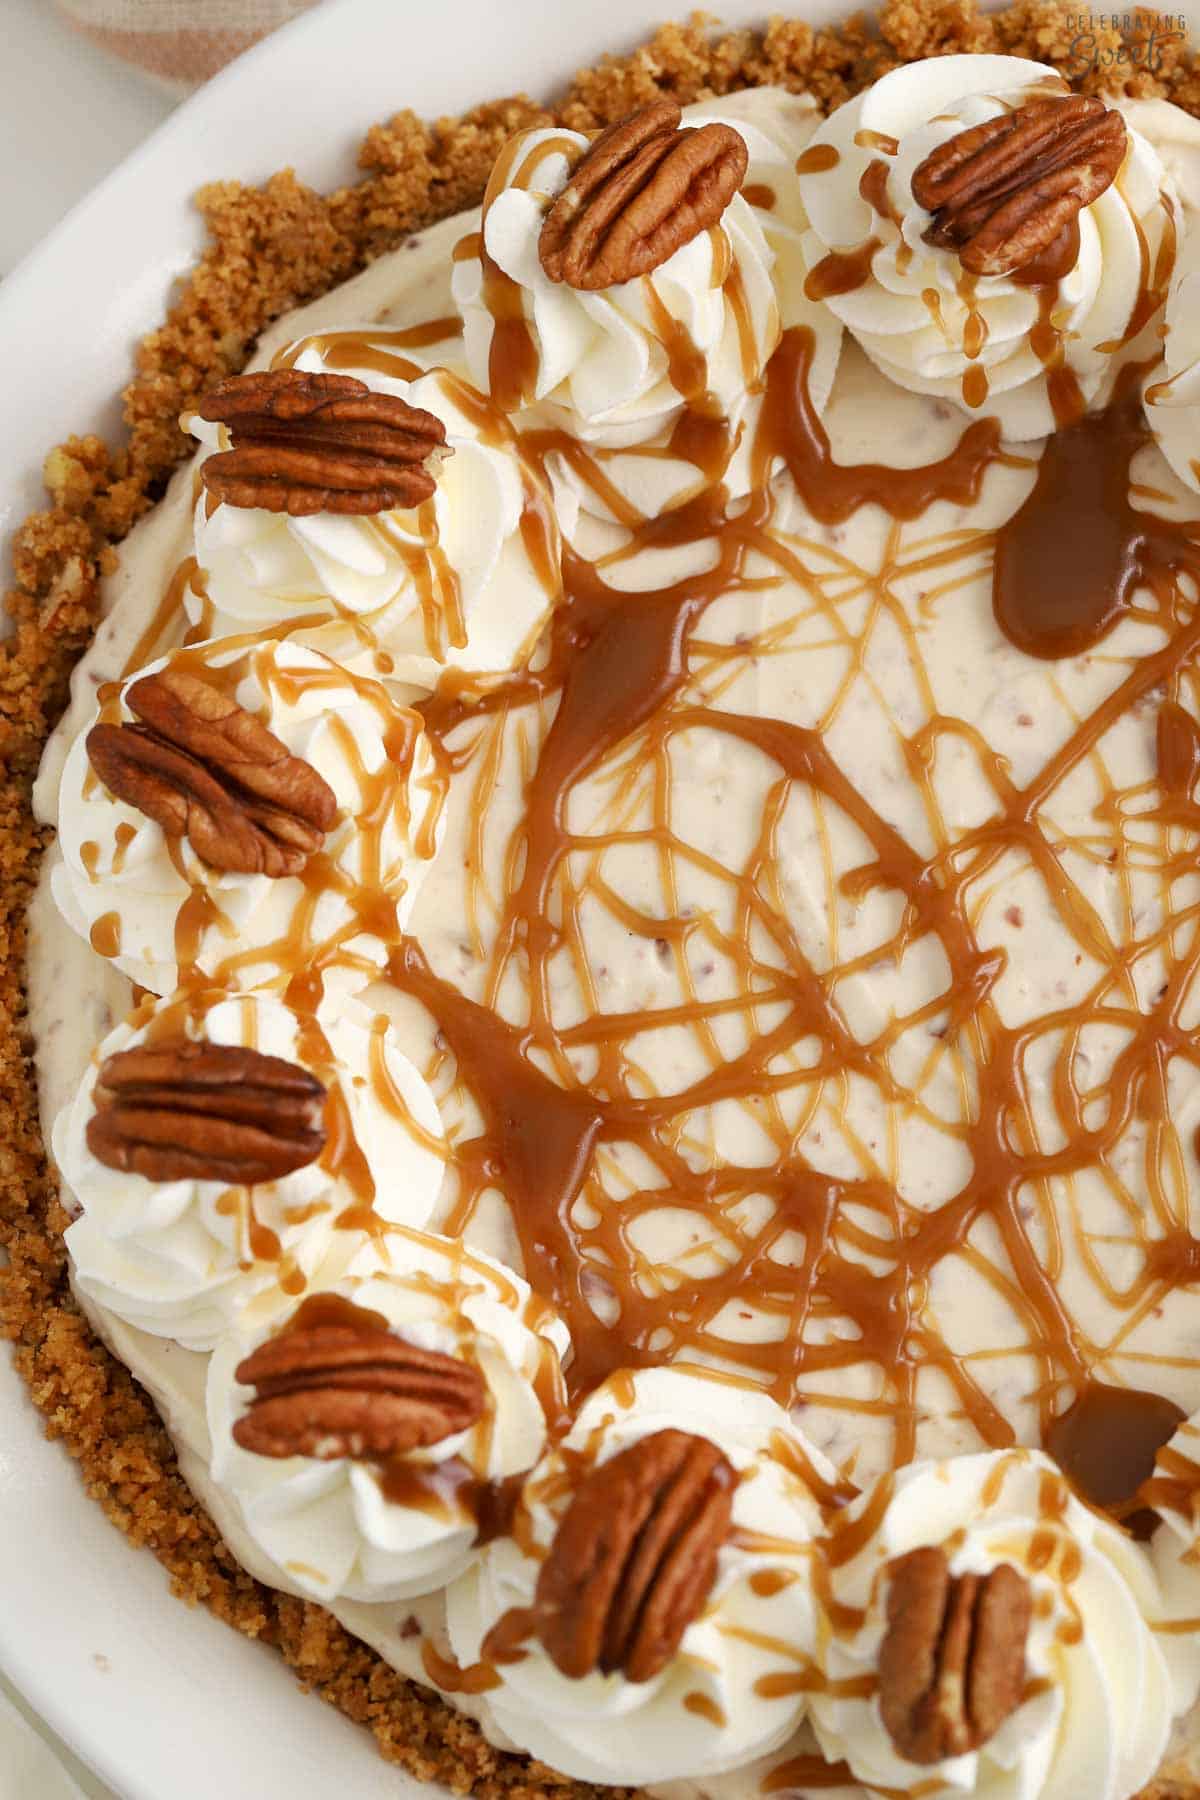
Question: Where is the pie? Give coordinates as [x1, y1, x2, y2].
[6, 6, 1200, 1798]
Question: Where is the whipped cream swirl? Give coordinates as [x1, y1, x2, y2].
[55, 989, 447, 1350]
[797, 56, 1177, 439]
[446, 1365, 836, 1785]
[1145, 1409, 1200, 1704]
[189, 355, 560, 689]
[1145, 214, 1200, 495]
[53, 635, 444, 1001]
[207, 1231, 570, 1604]
[810, 1450, 1191, 1800]
[690, 89, 843, 391]
[538, 90, 844, 539]
[452, 110, 780, 457]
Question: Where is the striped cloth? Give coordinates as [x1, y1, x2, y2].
[54, 0, 317, 92]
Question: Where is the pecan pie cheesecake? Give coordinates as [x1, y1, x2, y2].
[12, 10, 1200, 1800]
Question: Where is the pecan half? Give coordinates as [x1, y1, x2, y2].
[532, 1428, 735, 1683]
[539, 99, 748, 291]
[86, 1040, 327, 1184]
[879, 1546, 1031, 1764]
[911, 95, 1126, 278]
[86, 666, 337, 878]
[196, 368, 449, 516]
[233, 1321, 486, 1460]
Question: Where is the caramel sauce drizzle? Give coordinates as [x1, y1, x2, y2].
[761, 329, 1004, 522]
[1011, 218, 1081, 290]
[1029, 282, 1085, 429]
[1100, 182, 1178, 353]
[1046, 1379, 1185, 1527]
[121, 556, 206, 676]
[466, 127, 570, 414]
[763, 1752, 861, 1791]
[951, 265, 992, 413]
[270, 320, 557, 665]
[253, 1271, 543, 1535]
[852, 130, 899, 156]
[109, 177, 1200, 1520]
[742, 182, 777, 212]
[859, 158, 911, 274]
[94, 644, 453, 1250]
[994, 362, 1200, 659]
[803, 238, 880, 303]
[89, 912, 121, 958]
[795, 144, 841, 175]
[380, 316, 1200, 1484]
[159, 639, 446, 1001]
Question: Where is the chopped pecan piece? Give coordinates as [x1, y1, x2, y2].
[233, 1320, 486, 1460]
[196, 367, 449, 516]
[911, 95, 1126, 278]
[539, 99, 748, 291]
[531, 1427, 735, 1683]
[880, 1546, 1031, 1764]
[87, 1040, 327, 1185]
[86, 665, 337, 878]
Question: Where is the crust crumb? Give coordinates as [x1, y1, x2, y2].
[1, 6, 1196, 1796]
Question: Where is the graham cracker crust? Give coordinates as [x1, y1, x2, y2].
[2, 6, 1199, 1793]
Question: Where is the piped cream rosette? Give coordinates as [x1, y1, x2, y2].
[796, 56, 1177, 439]
[54, 988, 447, 1351]
[446, 1364, 838, 1785]
[809, 1450, 1194, 1800]
[452, 101, 791, 541]
[537, 92, 847, 549]
[188, 353, 561, 690]
[52, 634, 444, 1004]
[206, 1230, 570, 1604]
[1144, 212, 1200, 496]
[1145, 1409, 1200, 1705]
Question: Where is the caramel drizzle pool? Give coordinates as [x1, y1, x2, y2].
[116, 232, 1200, 1492]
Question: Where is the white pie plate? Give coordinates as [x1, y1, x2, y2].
[4, 1, 1199, 1795]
